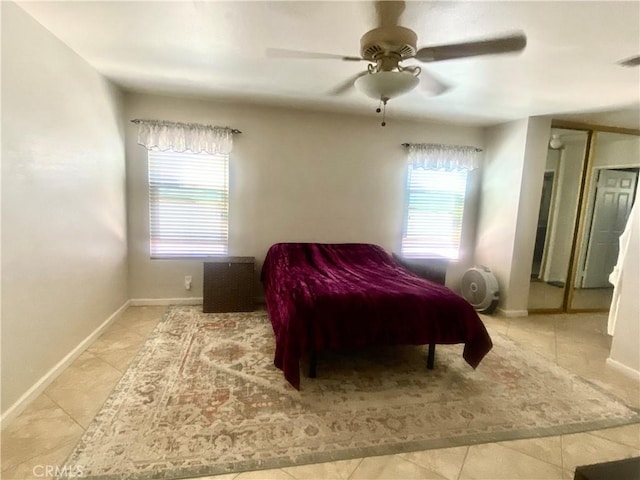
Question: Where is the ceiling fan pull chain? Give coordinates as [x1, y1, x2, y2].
[376, 99, 382, 113]
[381, 98, 388, 127]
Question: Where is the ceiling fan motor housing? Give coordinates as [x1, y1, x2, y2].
[360, 26, 418, 61]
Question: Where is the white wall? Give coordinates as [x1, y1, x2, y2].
[475, 120, 528, 313]
[124, 92, 484, 300]
[1, 3, 128, 417]
[475, 117, 551, 315]
[608, 201, 640, 376]
[509, 117, 553, 310]
[592, 132, 640, 168]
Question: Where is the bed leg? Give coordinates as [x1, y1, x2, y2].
[308, 350, 317, 378]
[427, 343, 435, 370]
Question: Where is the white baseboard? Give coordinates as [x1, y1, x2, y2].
[129, 297, 203, 306]
[606, 357, 640, 381]
[130, 297, 267, 307]
[497, 308, 529, 318]
[0, 300, 131, 430]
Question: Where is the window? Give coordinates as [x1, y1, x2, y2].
[401, 167, 468, 259]
[148, 150, 228, 258]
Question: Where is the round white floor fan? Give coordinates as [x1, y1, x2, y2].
[460, 266, 500, 314]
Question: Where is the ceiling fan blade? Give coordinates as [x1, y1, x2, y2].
[374, 0, 405, 28]
[619, 55, 640, 67]
[415, 31, 527, 63]
[266, 48, 363, 62]
[418, 69, 451, 96]
[329, 71, 368, 95]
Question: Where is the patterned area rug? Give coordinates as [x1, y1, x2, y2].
[60, 306, 639, 479]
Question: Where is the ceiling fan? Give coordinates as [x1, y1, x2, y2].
[266, 1, 527, 125]
[619, 55, 640, 67]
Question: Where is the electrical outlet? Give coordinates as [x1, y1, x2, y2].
[184, 275, 192, 291]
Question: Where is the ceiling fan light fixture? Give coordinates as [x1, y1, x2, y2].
[354, 70, 419, 100]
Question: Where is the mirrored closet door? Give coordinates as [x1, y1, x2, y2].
[528, 128, 588, 311]
[569, 131, 639, 311]
[528, 124, 639, 313]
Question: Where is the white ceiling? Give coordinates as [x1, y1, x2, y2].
[17, 1, 640, 129]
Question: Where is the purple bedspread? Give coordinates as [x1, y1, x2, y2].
[261, 243, 493, 389]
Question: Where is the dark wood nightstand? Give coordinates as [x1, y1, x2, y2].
[203, 257, 255, 313]
[573, 457, 640, 480]
[392, 253, 450, 286]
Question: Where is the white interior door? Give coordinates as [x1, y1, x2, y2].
[582, 169, 637, 288]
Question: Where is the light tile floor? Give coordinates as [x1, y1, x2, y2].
[2, 307, 639, 480]
[527, 281, 613, 311]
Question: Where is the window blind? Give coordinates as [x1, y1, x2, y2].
[148, 151, 228, 258]
[401, 168, 468, 259]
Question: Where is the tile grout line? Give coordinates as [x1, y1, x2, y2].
[398, 451, 461, 479]
[553, 315, 559, 365]
[499, 439, 565, 472]
[91, 317, 161, 374]
[279, 466, 305, 480]
[0, 391, 86, 473]
[0, 438, 80, 477]
[43, 391, 87, 434]
[345, 457, 365, 480]
[455, 446, 470, 480]
[585, 428, 640, 451]
[560, 434, 565, 474]
[89, 344, 145, 375]
[44, 356, 126, 419]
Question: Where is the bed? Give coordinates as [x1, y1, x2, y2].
[261, 242, 493, 389]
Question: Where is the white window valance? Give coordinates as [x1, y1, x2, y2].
[134, 119, 236, 155]
[404, 143, 482, 171]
